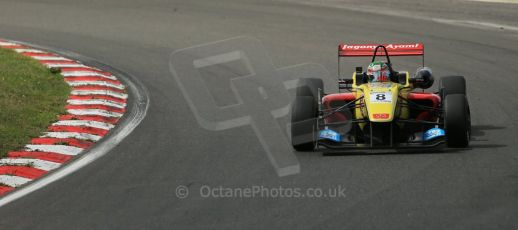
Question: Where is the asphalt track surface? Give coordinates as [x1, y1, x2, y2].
[1, 0, 517, 229]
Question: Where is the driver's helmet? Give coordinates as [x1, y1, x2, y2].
[367, 61, 391, 82]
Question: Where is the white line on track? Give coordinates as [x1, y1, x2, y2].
[291, 0, 518, 33]
[466, 0, 518, 3]
[432, 18, 518, 32]
[0, 176, 31, 187]
[25, 145, 84, 156]
[0, 159, 61, 171]
[52, 120, 115, 130]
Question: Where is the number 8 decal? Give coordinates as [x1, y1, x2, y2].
[370, 92, 392, 103]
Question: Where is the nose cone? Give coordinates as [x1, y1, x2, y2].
[364, 82, 399, 122]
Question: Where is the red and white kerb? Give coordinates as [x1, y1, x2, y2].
[0, 39, 127, 195]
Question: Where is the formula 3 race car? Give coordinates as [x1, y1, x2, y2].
[291, 43, 471, 152]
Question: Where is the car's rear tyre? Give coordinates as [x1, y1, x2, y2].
[291, 78, 323, 151]
[440, 76, 466, 99]
[444, 94, 471, 148]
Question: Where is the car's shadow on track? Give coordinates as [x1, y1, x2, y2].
[321, 148, 462, 156]
[316, 125, 507, 156]
[470, 124, 506, 139]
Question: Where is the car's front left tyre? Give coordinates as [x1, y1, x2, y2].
[444, 94, 471, 147]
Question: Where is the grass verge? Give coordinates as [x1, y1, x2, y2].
[0, 47, 70, 157]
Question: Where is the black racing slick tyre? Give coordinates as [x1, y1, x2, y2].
[296, 78, 324, 97]
[444, 94, 471, 148]
[291, 96, 318, 151]
[291, 78, 323, 151]
[296, 78, 324, 108]
[440, 76, 466, 99]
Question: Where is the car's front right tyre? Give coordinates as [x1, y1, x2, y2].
[291, 96, 317, 151]
[291, 78, 323, 151]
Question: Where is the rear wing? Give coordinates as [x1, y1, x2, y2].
[337, 43, 425, 77]
[338, 43, 424, 57]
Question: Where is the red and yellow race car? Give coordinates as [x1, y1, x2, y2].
[291, 43, 470, 152]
